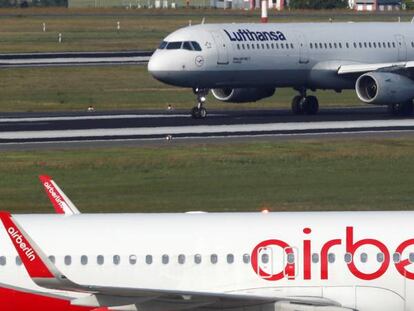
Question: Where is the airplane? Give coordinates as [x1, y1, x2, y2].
[147, 22, 414, 119]
[0, 210, 414, 311]
[39, 175, 80, 215]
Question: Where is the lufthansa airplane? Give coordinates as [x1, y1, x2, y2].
[2, 210, 414, 311]
[148, 22, 414, 118]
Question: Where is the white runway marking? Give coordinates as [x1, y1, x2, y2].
[1, 119, 414, 140]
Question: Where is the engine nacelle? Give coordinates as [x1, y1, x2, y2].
[356, 72, 414, 105]
[211, 88, 275, 103]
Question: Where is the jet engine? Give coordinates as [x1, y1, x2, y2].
[356, 72, 414, 105]
[211, 88, 275, 103]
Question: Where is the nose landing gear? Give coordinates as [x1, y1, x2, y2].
[291, 89, 319, 115]
[191, 88, 209, 119]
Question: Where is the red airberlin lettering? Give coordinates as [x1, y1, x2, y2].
[251, 226, 414, 281]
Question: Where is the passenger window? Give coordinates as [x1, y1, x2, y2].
[146, 255, 153, 265]
[271, 43, 274, 49]
[286, 43, 290, 49]
[373, 42, 376, 48]
[194, 254, 202, 264]
[48, 255, 55, 264]
[319, 43, 323, 49]
[312, 253, 319, 263]
[64, 255, 72, 266]
[242, 44, 245, 49]
[261, 44, 265, 49]
[328, 43, 332, 48]
[392, 42, 396, 48]
[81, 255, 88, 265]
[290, 43, 294, 49]
[324, 43, 327, 49]
[252, 44, 255, 49]
[353, 42, 357, 48]
[190, 41, 202, 51]
[328, 253, 335, 263]
[310, 43, 313, 49]
[210, 254, 218, 264]
[237, 44, 240, 50]
[243, 254, 250, 264]
[129, 255, 137, 265]
[113, 255, 121, 265]
[275, 43, 279, 49]
[377, 253, 384, 263]
[227, 254, 234, 264]
[16, 256, 22, 266]
[393, 253, 401, 263]
[409, 253, 414, 263]
[412, 42, 414, 48]
[0, 256, 6, 266]
[287, 253, 295, 264]
[266, 43, 270, 49]
[158, 41, 167, 50]
[344, 253, 352, 263]
[162, 254, 169, 265]
[261, 253, 269, 263]
[166, 42, 182, 50]
[361, 253, 368, 263]
[257, 43, 260, 49]
[247, 44, 250, 50]
[368, 42, 372, 48]
[97, 255, 104, 265]
[363, 42, 367, 48]
[359, 42, 362, 48]
[334, 43, 337, 48]
[178, 254, 186, 264]
[387, 42, 391, 48]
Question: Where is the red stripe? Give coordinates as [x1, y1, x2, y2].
[0, 285, 99, 311]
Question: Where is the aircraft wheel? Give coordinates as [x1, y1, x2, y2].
[191, 107, 207, 119]
[304, 96, 319, 115]
[291, 95, 304, 115]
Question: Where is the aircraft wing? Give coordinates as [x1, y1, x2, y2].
[337, 61, 414, 75]
[0, 212, 350, 311]
[39, 175, 81, 215]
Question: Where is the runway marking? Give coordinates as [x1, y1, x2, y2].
[1, 119, 414, 140]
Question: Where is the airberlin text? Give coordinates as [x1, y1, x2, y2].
[44, 181, 67, 211]
[224, 29, 286, 42]
[251, 227, 414, 281]
[7, 227, 35, 262]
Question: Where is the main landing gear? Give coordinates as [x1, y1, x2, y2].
[191, 88, 208, 119]
[291, 89, 319, 115]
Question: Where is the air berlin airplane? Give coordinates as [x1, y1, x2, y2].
[0, 208, 413, 311]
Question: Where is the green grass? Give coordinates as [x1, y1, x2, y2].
[1, 138, 414, 214]
[0, 8, 412, 52]
[0, 66, 362, 111]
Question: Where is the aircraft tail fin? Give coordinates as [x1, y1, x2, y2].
[39, 175, 81, 215]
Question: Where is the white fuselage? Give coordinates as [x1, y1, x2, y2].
[1, 212, 414, 311]
[148, 22, 414, 90]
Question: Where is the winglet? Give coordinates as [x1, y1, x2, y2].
[39, 175, 81, 215]
[0, 212, 55, 279]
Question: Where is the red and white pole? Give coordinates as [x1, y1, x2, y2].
[261, 0, 268, 23]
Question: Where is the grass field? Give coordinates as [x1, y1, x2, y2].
[0, 8, 412, 53]
[0, 66, 361, 111]
[1, 138, 413, 214]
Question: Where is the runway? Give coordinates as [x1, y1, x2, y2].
[0, 106, 414, 149]
[0, 51, 152, 67]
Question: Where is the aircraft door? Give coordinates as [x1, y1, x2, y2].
[395, 34, 407, 62]
[283, 246, 298, 280]
[256, 245, 297, 280]
[297, 32, 309, 64]
[211, 31, 230, 65]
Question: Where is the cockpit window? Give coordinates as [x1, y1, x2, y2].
[158, 41, 167, 50]
[158, 41, 202, 51]
[191, 41, 202, 51]
[166, 42, 182, 50]
[182, 41, 193, 51]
